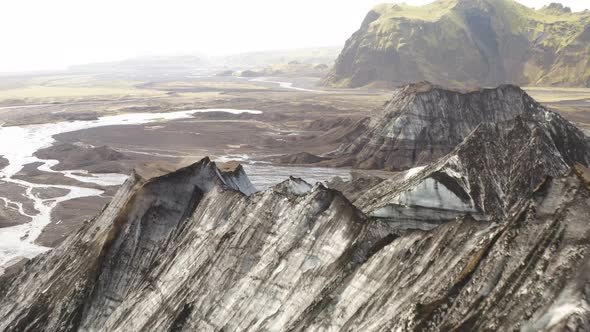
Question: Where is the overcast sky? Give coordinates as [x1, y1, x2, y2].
[0, 0, 588, 72]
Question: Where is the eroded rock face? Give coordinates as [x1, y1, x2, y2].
[355, 111, 590, 223]
[0, 158, 375, 331]
[327, 171, 384, 202]
[216, 161, 257, 195]
[332, 82, 578, 171]
[0, 156, 7, 171]
[1, 157, 589, 331]
[303, 171, 590, 331]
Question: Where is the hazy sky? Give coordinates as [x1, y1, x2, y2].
[0, 0, 588, 72]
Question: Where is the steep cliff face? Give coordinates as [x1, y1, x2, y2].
[354, 113, 590, 226]
[0, 158, 380, 331]
[303, 169, 590, 331]
[324, 0, 590, 88]
[0, 158, 255, 331]
[332, 82, 556, 171]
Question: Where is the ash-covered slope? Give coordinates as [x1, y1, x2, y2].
[324, 0, 590, 88]
[1, 157, 590, 331]
[303, 166, 590, 331]
[332, 82, 583, 171]
[0, 158, 376, 331]
[354, 109, 590, 225]
[0, 158, 254, 331]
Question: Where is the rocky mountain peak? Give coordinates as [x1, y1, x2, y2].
[0, 154, 371, 331]
[3, 140, 590, 330]
[215, 161, 257, 195]
[333, 83, 544, 171]
[354, 108, 590, 226]
[273, 176, 314, 196]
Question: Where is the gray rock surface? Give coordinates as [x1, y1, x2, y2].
[0, 156, 7, 171]
[304, 168, 590, 331]
[355, 112, 590, 223]
[331, 82, 585, 171]
[1, 158, 589, 331]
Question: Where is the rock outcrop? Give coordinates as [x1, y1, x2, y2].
[1, 156, 590, 331]
[331, 82, 588, 171]
[354, 112, 590, 226]
[216, 161, 257, 195]
[324, 0, 590, 88]
[0, 156, 7, 171]
[304, 169, 590, 331]
[0, 158, 374, 331]
[327, 171, 384, 201]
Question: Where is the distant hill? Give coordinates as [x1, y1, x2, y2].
[214, 46, 341, 69]
[69, 55, 208, 76]
[324, 0, 590, 88]
[67, 47, 341, 78]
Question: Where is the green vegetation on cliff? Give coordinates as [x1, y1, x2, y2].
[325, 0, 590, 88]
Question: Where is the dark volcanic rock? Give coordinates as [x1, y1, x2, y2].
[277, 152, 328, 165]
[0, 156, 7, 171]
[0, 158, 375, 331]
[332, 82, 569, 171]
[356, 110, 590, 222]
[314, 117, 370, 146]
[35, 143, 134, 173]
[216, 161, 257, 195]
[304, 171, 590, 331]
[1, 156, 590, 331]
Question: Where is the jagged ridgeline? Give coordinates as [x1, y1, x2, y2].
[324, 0, 590, 88]
[329, 82, 590, 171]
[1, 85, 590, 330]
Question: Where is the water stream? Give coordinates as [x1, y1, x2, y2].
[249, 77, 327, 93]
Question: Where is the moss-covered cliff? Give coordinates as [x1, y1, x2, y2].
[324, 0, 590, 88]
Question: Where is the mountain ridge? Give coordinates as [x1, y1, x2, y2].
[324, 0, 590, 88]
[328, 82, 571, 171]
[1, 154, 590, 331]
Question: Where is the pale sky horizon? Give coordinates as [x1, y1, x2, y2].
[0, 0, 588, 72]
